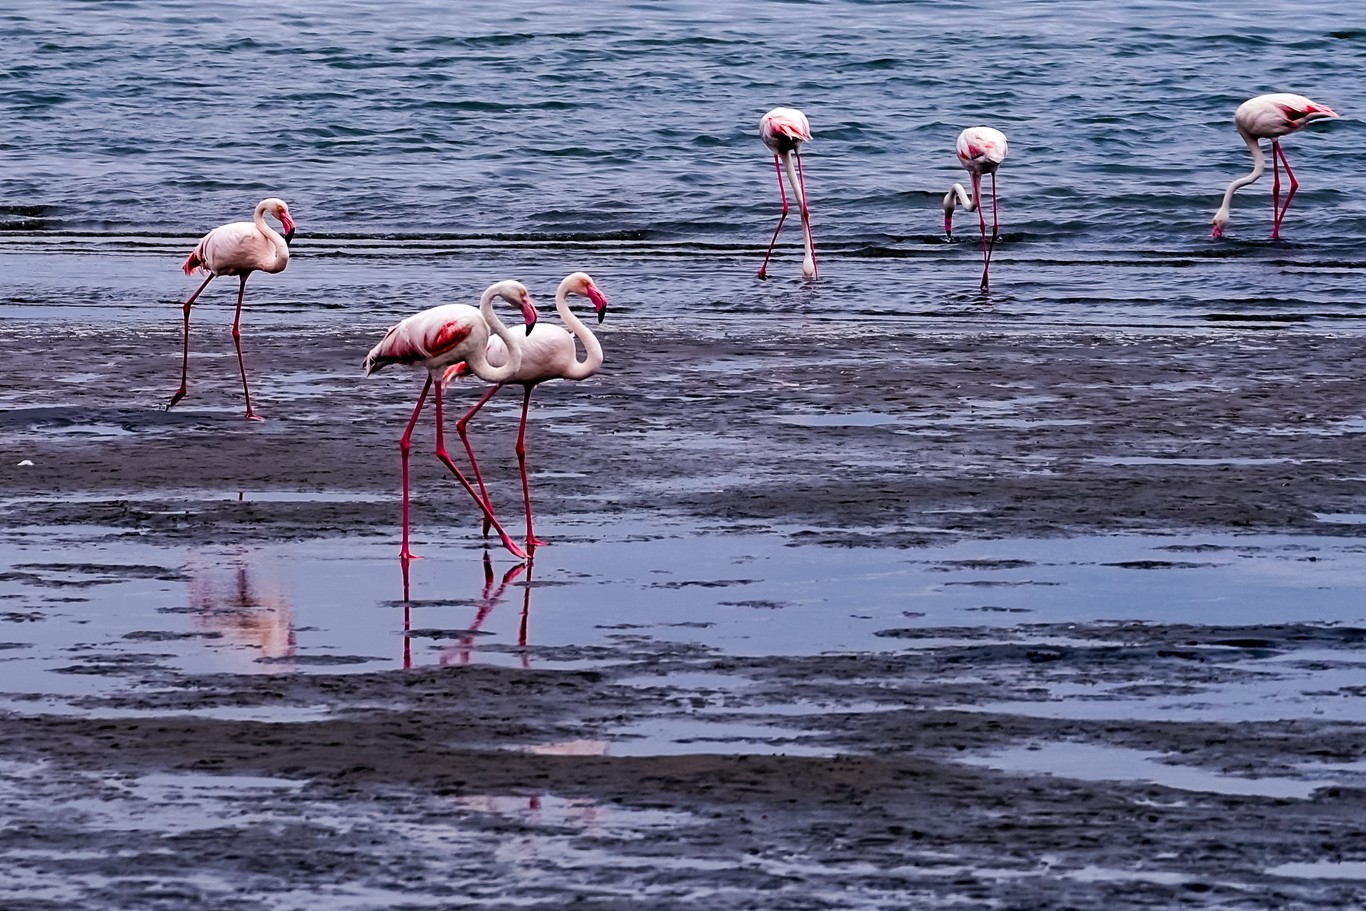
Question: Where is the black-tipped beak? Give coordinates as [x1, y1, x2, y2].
[284, 228, 296, 245]
[587, 285, 609, 324]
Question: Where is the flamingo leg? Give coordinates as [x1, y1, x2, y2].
[167, 273, 215, 409]
[398, 375, 432, 566]
[515, 385, 547, 552]
[758, 153, 789, 279]
[973, 172, 990, 291]
[1272, 140, 1299, 240]
[455, 383, 504, 538]
[981, 171, 1000, 291]
[230, 274, 261, 420]
[432, 380, 528, 561]
[794, 148, 817, 280]
[1269, 139, 1283, 240]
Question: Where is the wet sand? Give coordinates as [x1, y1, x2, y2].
[3, 311, 1366, 908]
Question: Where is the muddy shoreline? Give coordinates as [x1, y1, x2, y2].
[2, 316, 1365, 907]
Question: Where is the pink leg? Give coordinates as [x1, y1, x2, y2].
[456, 383, 504, 537]
[758, 154, 789, 279]
[515, 385, 547, 552]
[981, 171, 1000, 291]
[229, 274, 261, 420]
[794, 149, 817, 279]
[1272, 140, 1299, 240]
[398, 375, 432, 566]
[973, 172, 990, 291]
[1270, 140, 1283, 240]
[168, 273, 215, 409]
[433, 380, 528, 560]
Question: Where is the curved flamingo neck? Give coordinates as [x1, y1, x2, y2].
[1215, 129, 1267, 224]
[554, 282, 603, 382]
[252, 201, 289, 265]
[469, 289, 523, 384]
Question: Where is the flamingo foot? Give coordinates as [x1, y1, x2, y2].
[756, 268, 768, 280]
[168, 388, 186, 410]
[528, 536, 550, 550]
[244, 411, 264, 422]
[400, 548, 423, 563]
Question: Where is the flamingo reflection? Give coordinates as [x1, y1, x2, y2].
[186, 555, 296, 667]
[402, 553, 532, 669]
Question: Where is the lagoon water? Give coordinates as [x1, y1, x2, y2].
[2, 0, 1364, 326]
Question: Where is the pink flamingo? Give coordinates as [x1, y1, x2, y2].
[758, 107, 817, 280]
[943, 127, 1008, 291]
[363, 279, 539, 564]
[170, 197, 296, 419]
[445, 272, 609, 554]
[1211, 93, 1339, 240]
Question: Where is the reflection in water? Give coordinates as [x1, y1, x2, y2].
[186, 554, 296, 669]
[402, 553, 533, 670]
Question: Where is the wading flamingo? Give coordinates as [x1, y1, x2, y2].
[170, 197, 296, 419]
[943, 127, 1008, 292]
[363, 280, 539, 563]
[445, 271, 609, 554]
[758, 107, 817, 280]
[1211, 93, 1339, 240]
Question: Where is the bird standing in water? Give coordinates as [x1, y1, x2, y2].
[1211, 93, 1339, 240]
[447, 271, 609, 555]
[943, 127, 1007, 292]
[363, 280, 539, 564]
[758, 107, 817, 280]
[170, 197, 296, 419]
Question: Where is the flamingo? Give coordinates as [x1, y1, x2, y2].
[1211, 93, 1339, 240]
[445, 271, 609, 554]
[363, 279, 539, 563]
[169, 197, 296, 419]
[758, 107, 817, 280]
[943, 127, 1008, 291]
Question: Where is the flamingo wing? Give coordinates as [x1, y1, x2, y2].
[184, 221, 270, 276]
[363, 304, 482, 375]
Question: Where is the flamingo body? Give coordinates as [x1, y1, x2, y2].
[943, 127, 1008, 291]
[1211, 93, 1339, 239]
[364, 280, 539, 564]
[447, 272, 609, 553]
[757, 107, 817, 280]
[169, 197, 296, 418]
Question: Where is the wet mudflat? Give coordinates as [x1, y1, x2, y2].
[2, 310, 1366, 909]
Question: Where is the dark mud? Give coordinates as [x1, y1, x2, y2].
[2, 315, 1366, 908]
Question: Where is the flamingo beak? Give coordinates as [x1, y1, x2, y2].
[586, 283, 609, 324]
[280, 210, 297, 245]
[520, 293, 538, 335]
[944, 215, 953, 237]
[1211, 224, 1223, 240]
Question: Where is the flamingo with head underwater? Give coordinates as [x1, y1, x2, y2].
[170, 197, 296, 419]
[445, 271, 609, 555]
[943, 127, 1008, 292]
[363, 279, 539, 564]
[1211, 93, 1339, 240]
[758, 107, 817, 281]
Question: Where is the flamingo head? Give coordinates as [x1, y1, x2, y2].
[561, 272, 609, 324]
[1211, 209, 1229, 240]
[264, 198, 296, 244]
[509, 282, 538, 335]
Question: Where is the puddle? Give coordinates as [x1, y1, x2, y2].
[1266, 861, 1366, 881]
[963, 742, 1327, 800]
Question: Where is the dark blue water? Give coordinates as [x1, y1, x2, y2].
[2, 0, 1364, 323]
